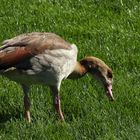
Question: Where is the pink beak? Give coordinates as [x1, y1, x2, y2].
[106, 84, 114, 101]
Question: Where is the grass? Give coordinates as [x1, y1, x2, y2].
[0, 0, 140, 139]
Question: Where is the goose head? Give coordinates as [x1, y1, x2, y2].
[80, 56, 114, 101]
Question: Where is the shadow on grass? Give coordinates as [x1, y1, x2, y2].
[0, 113, 13, 130]
[0, 111, 24, 135]
[0, 109, 23, 127]
[0, 113, 13, 123]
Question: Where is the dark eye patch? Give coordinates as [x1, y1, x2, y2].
[107, 70, 113, 78]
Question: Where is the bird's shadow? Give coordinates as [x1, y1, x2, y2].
[0, 109, 22, 129]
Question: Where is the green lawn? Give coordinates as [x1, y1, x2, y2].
[0, 0, 140, 139]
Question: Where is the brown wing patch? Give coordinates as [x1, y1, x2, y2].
[0, 47, 33, 69]
[0, 32, 73, 69]
[1, 32, 72, 53]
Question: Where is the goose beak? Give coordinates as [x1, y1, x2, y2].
[105, 84, 114, 101]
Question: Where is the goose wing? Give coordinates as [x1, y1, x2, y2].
[0, 32, 73, 70]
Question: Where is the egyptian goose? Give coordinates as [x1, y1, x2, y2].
[0, 32, 114, 122]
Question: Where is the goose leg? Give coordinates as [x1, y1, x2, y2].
[22, 84, 31, 122]
[50, 86, 64, 121]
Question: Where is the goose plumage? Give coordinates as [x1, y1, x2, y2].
[0, 32, 114, 122]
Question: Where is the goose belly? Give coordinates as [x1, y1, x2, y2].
[2, 68, 63, 86]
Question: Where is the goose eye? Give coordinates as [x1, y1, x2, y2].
[107, 71, 112, 78]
